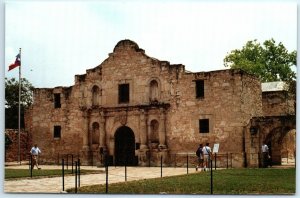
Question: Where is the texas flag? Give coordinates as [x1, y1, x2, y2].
[8, 53, 21, 71]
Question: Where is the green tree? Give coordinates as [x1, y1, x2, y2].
[5, 77, 34, 129]
[223, 38, 296, 82]
[224, 38, 296, 115]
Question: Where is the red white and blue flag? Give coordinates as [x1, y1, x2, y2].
[8, 53, 21, 71]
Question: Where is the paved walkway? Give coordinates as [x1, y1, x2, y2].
[4, 165, 200, 193]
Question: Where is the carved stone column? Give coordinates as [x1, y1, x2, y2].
[147, 119, 151, 146]
[99, 111, 107, 150]
[159, 108, 167, 149]
[82, 110, 90, 150]
[139, 110, 148, 149]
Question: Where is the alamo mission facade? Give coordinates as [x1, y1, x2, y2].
[25, 40, 295, 167]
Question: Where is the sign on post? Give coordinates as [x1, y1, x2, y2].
[213, 143, 220, 153]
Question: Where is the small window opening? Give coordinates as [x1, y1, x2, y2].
[196, 80, 204, 98]
[54, 93, 61, 108]
[199, 119, 209, 133]
[54, 125, 61, 138]
[119, 84, 129, 103]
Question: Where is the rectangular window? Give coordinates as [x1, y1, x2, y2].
[199, 119, 209, 133]
[196, 80, 204, 98]
[119, 83, 129, 103]
[54, 125, 61, 138]
[54, 94, 61, 108]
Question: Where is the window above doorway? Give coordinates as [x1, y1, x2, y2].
[119, 83, 129, 104]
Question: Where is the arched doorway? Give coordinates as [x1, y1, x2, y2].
[114, 126, 137, 166]
[264, 126, 295, 165]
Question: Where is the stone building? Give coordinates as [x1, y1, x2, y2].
[25, 40, 295, 167]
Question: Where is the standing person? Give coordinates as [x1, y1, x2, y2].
[196, 144, 204, 171]
[30, 144, 41, 170]
[202, 143, 212, 171]
[261, 142, 269, 168]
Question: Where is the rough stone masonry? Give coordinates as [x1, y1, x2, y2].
[25, 39, 295, 167]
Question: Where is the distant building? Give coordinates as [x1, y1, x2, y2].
[25, 40, 295, 167]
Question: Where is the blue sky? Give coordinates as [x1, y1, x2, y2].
[4, 0, 297, 88]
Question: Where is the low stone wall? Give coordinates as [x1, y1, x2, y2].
[5, 129, 32, 162]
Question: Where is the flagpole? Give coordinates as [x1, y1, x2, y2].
[18, 48, 21, 165]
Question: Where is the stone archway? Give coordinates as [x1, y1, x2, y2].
[264, 126, 295, 165]
[114, 126, 137, 166]
[248, 115, 296, 167]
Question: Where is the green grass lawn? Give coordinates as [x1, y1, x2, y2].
[5, 169, 100, 179]
[68, 168, 295, 195]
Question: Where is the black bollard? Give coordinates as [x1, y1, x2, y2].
[161, 155, 163, 178]
[214, 153, 217, 170]
[226, 153, 229, 169]
[62, 159, 65, 191]
[210, 157, 213, 194]
[75, 161, 78, 193]
[186, 154, 189, 174]
[78, 158, 80, 187]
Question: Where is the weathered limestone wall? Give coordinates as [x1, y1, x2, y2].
[262, 91, 294, 116]
[26, 40, 266, 167]
[166, 70, 263, 167]
[28, 87, 83, 164]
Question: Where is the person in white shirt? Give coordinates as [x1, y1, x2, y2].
[30, 144, 41, 169]
[202, 143, 211, 171]
[261, 143, 270, 168]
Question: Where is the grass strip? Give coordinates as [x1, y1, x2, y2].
[5, 169, 101, 180]
[67, 168, 295, 195]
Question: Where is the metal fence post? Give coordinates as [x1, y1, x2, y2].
[210, 157, 213, 194]
[226, 152, 229, 169]
[75, 161, 78, 193]
[161, 155, 163, 178]
[62, 158, 65, 192]
[214, 153, 217, 170]
[78, 158, 81, 187]
[186, 154, 189, 174]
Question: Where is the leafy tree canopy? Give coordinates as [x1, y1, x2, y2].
[5, 77, 34, 129]
[223, 38, 296, 82]
[5, 77, 34, 108]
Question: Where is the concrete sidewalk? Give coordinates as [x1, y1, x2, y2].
[4, 165, 200, 193]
